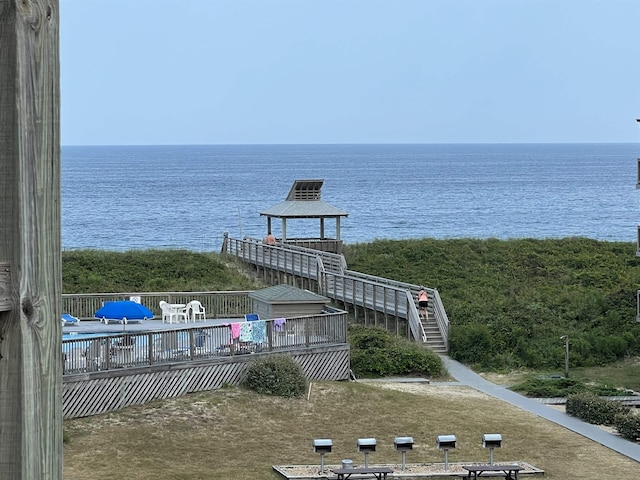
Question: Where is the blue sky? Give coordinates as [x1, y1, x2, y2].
[60, 0, 640, 145]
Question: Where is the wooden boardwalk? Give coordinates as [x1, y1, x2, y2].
[223, 237, 450, 353]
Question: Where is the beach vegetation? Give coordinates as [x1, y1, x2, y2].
[62, 249, 261, 293]
[348, 324, 443, 378]
[344, 237, 640, 372]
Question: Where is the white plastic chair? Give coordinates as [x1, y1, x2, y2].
[159, 301, 174, 323]
[160, 301, 188, 323]
[188, 300, 206, 322]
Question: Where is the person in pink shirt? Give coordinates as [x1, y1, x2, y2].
[263, 233, 276, 245]
[417, 287, 428, 320]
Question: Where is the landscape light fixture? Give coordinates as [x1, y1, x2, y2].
[313, 439, 333, 473]
[436, 435, 456, 471]
[482, 434, 502, 465]
[356, 438, 377, 467]
[561, 335, 569, 378]
[394, 436, 414, 471]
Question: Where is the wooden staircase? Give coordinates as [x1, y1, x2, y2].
[422, 311, 448, 354]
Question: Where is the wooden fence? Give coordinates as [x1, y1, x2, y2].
[63, 291, 253, 321]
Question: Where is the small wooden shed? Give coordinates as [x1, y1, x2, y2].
[248, 284, 329, 319]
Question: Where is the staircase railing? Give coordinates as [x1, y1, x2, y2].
[222, 235, 448, 349]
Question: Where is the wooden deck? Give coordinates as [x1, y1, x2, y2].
[223, 237, 450, 353]
[62, 310, 350, 418]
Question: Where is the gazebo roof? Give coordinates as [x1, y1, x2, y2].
[259, 179, 348, 219]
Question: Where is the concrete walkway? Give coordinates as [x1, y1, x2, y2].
[441, 356, 640, 463]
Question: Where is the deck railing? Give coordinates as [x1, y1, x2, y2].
[62, 291, 253, 321]
[225, 237, 327, 283]
[343, 269, 448, 347]
[280, 237, 344, 255]
[62, 311, 347, 376]
[274, 240, 347, 273]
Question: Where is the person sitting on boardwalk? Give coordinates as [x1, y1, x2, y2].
[417, 287, 428, 320]
[263, 233, 276, 245]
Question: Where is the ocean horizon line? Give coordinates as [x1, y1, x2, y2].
[61, 141, 639, 148]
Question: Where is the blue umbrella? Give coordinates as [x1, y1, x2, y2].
[94, 301, 154, 325]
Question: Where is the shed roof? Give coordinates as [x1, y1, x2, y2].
[259, 179, 348, 219]
[248, 284, 329, 305]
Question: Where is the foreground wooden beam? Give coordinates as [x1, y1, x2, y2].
[0, 0, 62, 478]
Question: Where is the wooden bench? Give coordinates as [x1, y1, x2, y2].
[462, 464, 523, 480]
[331, 466, 393, 479]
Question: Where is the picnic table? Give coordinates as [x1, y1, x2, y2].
[331, 466, 393, 479]
[462, 464, 523, 479]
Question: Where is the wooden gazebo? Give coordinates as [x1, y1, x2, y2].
[260, 179, 348, 253]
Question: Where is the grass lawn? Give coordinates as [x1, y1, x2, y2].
[63, 380, 638, 479]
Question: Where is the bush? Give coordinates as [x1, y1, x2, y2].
[348, 325, 443, 378]
[565, 393, 629, 426]
[512, 377, 586, 398]
[242, 354, 307, 398]
[614, 413, 640, 441]
[510, 377, 631, 398]
[449, 323, 495, 368]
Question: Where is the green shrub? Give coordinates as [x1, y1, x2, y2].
[348, 325, 443, 378]
[512, 377, 586, 397]
[614, 413, 640, 441]
[565, 393, 629, 426]
[242, 354, 307, 398]
[449, 323, 495, 368]
[510, 376, 632, 398]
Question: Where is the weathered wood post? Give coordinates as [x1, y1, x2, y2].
[0, 0, 62, 478]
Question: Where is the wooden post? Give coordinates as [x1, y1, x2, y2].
[0, 1, 62, 478]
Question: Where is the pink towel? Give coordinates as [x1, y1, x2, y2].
[231, 322, 241, 339]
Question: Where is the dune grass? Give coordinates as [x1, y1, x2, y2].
[63, 381, 638, 480]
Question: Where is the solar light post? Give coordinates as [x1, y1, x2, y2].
[436, 435, 456, 471]
[394, 437, 414, 472]
[313, 439, 333, 474]
[357, 438, 377, 467]
[482, 434, 502, 465]
[561, 335, 569, 378]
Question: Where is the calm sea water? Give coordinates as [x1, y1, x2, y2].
[62, 143, 640, 252]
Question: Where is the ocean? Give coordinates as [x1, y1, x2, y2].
[62, 143, 640, 252]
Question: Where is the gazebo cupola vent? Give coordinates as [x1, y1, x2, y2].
[287, 179, 323, 201]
